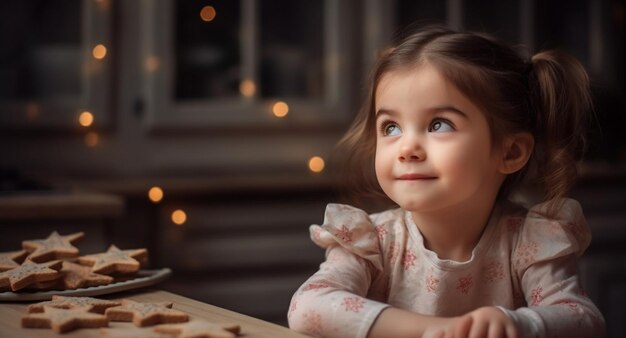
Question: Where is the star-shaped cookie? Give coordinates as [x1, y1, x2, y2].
[58, 260, 114, 289]
[28, 295, 122, 314]
[105, 299, 189, 327]
[0, 260, 62, 291]
[100, 326, 176, 338]
[78, 245, 148, 275]
[22, 305, 108, 333]
[0, 250, 28, 272]
[155, 319, 241, 338]
[22, 231, 84, 263]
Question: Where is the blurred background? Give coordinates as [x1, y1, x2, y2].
[0, 0, 624, 336]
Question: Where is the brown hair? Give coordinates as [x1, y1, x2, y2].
[337, 25, 592, 213]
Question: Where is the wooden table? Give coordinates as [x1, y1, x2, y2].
[0, 289, 311, 338]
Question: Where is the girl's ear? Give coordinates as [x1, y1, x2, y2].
[499, 132, 534, 174]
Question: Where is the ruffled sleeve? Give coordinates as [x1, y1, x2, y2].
[503, 198, 605, 338]
[288, 204, 389, 338]
[310, 203, 383, 271]
[512, 198, 590, 274]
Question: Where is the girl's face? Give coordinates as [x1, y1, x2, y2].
[374, 64, 506, 213]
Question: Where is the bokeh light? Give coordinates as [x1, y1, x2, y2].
[172, 209, 187, 225]
[272, 101, 289, 118]
[148, 186, 164, 203]
[308, 156, 325, 173]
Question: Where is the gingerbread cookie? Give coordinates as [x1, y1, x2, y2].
[28, 295, 122, 314]
[155, 319, 241, 338]
[0, 250, 28, 272]
[105, 299, 189, 327]
[59, 260, 114, 289]
[0, 260, 62, 291]
[21, 305, 109, 333]
[22, 231, 84, 263]
[25, 278, 61, 291]
[101, 326, 176, 338]
[78, 245, 148, 275]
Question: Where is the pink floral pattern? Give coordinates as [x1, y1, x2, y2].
[456, 274, 473, 295]
[483, 261, 505, 283]
[341, 296, 365, 313]
[303, 310, 322, 334]
[515, 240, 539, 268]
[425, 273, 440, 293]
[402, 250, 416, 270]
[375, 224, 388, 241]
[530, 287, 544, 306]
[333, 225, 353, 243]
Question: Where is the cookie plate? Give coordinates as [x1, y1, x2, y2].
[0, 268, 171, 301]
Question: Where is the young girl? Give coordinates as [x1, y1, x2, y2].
[287, 26, 605, 338]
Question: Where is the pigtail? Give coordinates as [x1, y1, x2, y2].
[528, 50, 592, 212]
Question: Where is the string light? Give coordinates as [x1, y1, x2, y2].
[200, 6, 216, 22]
[145, 56, 160, 72]
[308, 156, 325, 173]
[171, 209, 187, 225]
[240, 79, 256, 97]
[272, 101, 289, 118]
[92, 44, 107, 59]
[148, 186, 164, 203]
[26, 102, 39, 121]
[79, 111, 94, 127]
[85, 132, 99, 147]
[149, 187, 164, 203]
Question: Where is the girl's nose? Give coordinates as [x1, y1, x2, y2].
[398, 135, 426, 162]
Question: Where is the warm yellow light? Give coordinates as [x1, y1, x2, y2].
[171, 209, 187, 225]
[145, 56, 160, 72]
[240, 79, 256, 97]
[308, 156, 325, 173]
[148, 186, 164, 203]
[79, 111, 94, 127]
[272, 101, 289, 118]
[85, 132, 99, 147]
[26, 102, 39, 120]
[200, 6, 216, 22]
[92, 44, 107, 59]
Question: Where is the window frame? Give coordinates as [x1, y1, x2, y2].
[0, 0, 112, 131]
[140, 0, 355, 132]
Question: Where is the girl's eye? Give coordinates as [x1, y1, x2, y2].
[381, 122, 401, 136]
[429, 119, 454, 133]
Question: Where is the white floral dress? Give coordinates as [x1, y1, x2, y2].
[288, 199, 605, 338]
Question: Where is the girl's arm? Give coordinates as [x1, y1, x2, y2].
[502, 200, 606, 338]
[500, 255, 605, 338]
[370, 307, 518, 338]
[288, 245, 389, 338]
[289, 245, 520, 338]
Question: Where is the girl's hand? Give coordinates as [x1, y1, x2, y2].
[422, 307, 518, 338]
